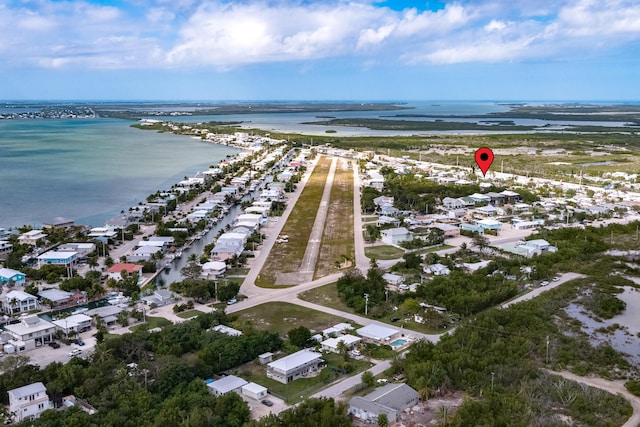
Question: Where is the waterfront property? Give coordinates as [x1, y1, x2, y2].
[8, 382, 52, 423]
[106, 263, 143, 281]
[266, 350, 324, 384]
[52, 313, 92, 334]
[38, 289, 75, 307]
[2, 290, 40, 314]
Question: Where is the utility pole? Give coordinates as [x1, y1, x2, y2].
[546, 335, 550, 364]
[364, 293, 369, 316]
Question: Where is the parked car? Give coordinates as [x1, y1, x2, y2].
[350, 349, 361, 357]
[390, 317, 400, 322]
[261, 400, 273, 407]
[74, 339, 85, 346]
[48, 342, 60, 349]
[227, 298, 237, 305]
[540, 281, 549, 287]
[553, 276, 561, 282]
[69, 349, 82, 357]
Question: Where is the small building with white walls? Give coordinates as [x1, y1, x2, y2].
[241, 382, 268, 400]
[206, 375, 248, 396]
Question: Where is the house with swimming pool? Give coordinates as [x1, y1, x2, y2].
[356, 324, 403, 347]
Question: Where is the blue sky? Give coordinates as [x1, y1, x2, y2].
[1, 0, 639, 101]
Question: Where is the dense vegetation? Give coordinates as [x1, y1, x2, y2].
[2, 312, 282, 426]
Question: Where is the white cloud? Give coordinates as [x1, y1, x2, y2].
[484, 19, 507, 32]
[0, 0, 639, 70]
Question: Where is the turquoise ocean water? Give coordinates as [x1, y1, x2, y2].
[0, 118, 239, 228]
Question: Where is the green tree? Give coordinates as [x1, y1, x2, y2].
[361, 370, 375, 388]
[378, 413, 389, 427]
[288, 326, 312, 348]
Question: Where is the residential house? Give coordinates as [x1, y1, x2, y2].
[322, 323, 355, 338]
[485, 192, 506, 206]
[423, 263, 451, 276]
[0, 268, 26, 286]
[468, 193, 491, 204]
[3, 290, 39, 315]
[382, 273, 405, 286]
[0, 240, 13, 259]
[8, 382, 52, 423]
[126, 246, 160, 263]
[474, 205, 499, 216]
[348, 383, 420, 423]
[106, 263, 144, 281]
[84, 305, 125, 326]
[38, 289, 75, 307]
[4, 315, 56, 351]
[500, 190, 521, 204]
[201, 261, 227, 278]
[37, 251, 77, 267]
[356, 324, 401, 345]
[207, 375, 248, 396]
[377, 216, 401, 227]
[430, 223, 460, 238]
[141, 289, 174, 307]
[321, 334, 361, 353]
[523, 239, 558, 257]
[476, 218, 503, 232]
[52, 314, 92, 334]
[57, 243, 96, 259]
[373, 196, 394, 208]
[442, 197, 465, 209]
[512, 218, 544, 230]
[380, 227, 413, 246]
[42, 217, 75, 229]
[266, 350, 324, 384]
[18, 230, 47, 246]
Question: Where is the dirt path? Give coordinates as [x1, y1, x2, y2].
[548, 370, 640, 427]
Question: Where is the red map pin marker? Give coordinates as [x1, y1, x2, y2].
[475, 147, 494, 176]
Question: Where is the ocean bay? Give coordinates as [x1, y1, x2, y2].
[0, 118, 239, 228]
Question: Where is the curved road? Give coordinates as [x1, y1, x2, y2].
[547, 370, 640, 427]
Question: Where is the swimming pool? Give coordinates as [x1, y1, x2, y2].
[390, 339, 407, 348]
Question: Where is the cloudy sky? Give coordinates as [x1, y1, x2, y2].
[1, 0, 639, 100]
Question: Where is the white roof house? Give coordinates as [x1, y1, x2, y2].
[212, 325, 242, 336]
[4, 316, 56, 351]
[37, 251, 77, 266]
[321, 334, 362, 353]
[207, 375, 248, 396]
[380, 227, 413, 246]
[18, 230, 47, 246]
[356, 324, 401, 344]
[52, 314, 92, 334]
[8, 382, 52, 423]
[3, 290, 39, 314]
[241, 382, 268, 400]
[267, 350, 324, 384]
[322, 323, 354, 337]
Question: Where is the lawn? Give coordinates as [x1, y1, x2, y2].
[364, 245, 406, 260]
[256, 156, 332, 287]
[298, 282, 355, 314]
[176, 309, 205, 319]
[129, 316, 172, 332]
[230, 301, 351, 333]
[234, 352, 372, 404]
[314, 159, 355, 279]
